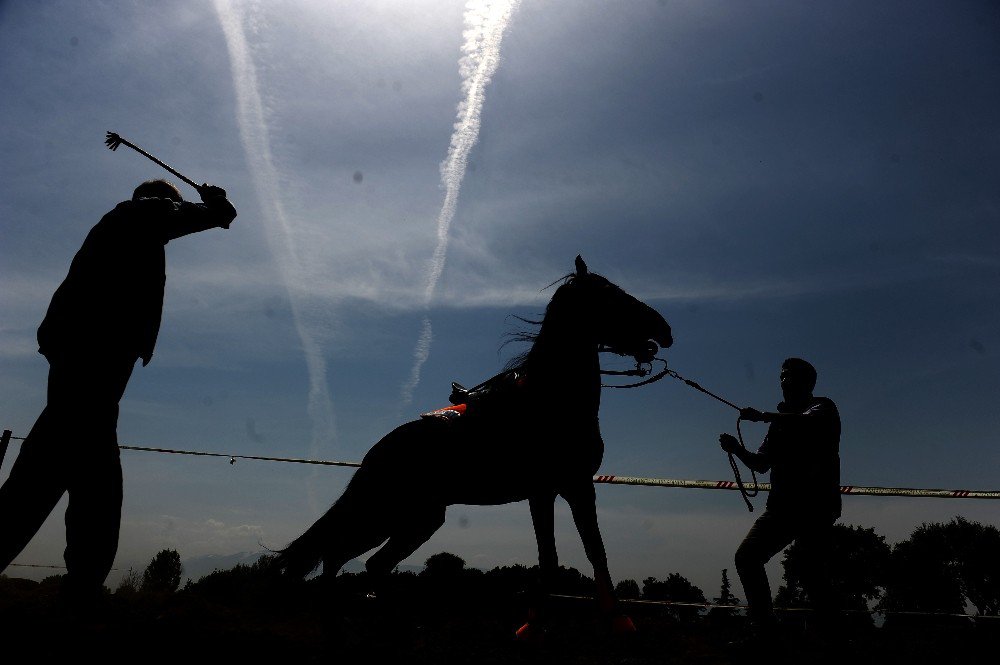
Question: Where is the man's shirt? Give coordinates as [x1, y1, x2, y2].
[38, 196, 235, 365]
[758, 396, 841, 518]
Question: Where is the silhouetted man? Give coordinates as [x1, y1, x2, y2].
[719, 357, 841, 639]
[0, 180, 237, 603]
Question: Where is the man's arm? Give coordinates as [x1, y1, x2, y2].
[740, 405, 827, 425]
[719, 433, 771, 473]
[140, 184, 237, 242]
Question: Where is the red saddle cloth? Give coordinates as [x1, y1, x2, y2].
[420, 403, 468, 420]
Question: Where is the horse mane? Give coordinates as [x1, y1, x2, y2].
[500, 322, 539, 371]
[500, 271, 598, 371]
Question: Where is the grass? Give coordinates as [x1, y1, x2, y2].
[1, 571, 996, 664]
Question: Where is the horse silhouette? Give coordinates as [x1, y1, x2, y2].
[275, 256, 672, 635]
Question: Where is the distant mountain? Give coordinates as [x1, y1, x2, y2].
[181, 552, 420, 582]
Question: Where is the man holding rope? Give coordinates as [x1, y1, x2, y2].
[719, 357, 841, 642]
[0, 179, 236, 605]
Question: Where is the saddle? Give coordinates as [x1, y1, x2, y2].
[421, 369, 527, 421]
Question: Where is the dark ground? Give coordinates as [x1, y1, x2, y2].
[1, 573, 996, 664]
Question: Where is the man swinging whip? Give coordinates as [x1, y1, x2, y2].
[0, 179, 237, 604]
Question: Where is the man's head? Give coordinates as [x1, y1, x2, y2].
[132, 179, 182, 202]
[780, 357, 817, 401]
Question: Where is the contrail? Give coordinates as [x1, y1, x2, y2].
[402, 0, 521, 405]
[399, 316, 433, 407]
[213, 1, 336, 493]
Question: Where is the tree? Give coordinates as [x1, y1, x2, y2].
[615, 578, 640, 600]
[183, 554, 279, 600]
[942, 516, 1000, 615]
[116, 567, 142, 595]
[776, 524, 890, 616]
[141, 549, 183, 593]
[713, 568, 740, 605]
[881, 517, 1000, 616]
[39, 574, 64, 588]
[421, 552, 466, 578]
[642, 573, 706, 621]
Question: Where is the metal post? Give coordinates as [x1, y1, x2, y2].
[0, 429, 11, 472]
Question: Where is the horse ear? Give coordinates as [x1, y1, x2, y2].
[575, 255, 588, 276]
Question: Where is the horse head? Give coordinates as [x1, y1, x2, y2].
[560, 255, 673, 364]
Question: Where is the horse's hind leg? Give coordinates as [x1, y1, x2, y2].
[320, 523, 390, 578]
[364, 505, 446, 577]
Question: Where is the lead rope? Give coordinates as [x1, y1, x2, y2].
[595, 355, 759, 510]
[730, 417, 758, 512]
[664, 369, 759, 512]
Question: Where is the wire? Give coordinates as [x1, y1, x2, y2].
[549, 593, 1000, 620]
[118, 444, 362, 468]
[4, 430, 998, 498]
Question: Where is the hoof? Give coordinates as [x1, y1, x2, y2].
[611, 614, 637, 635]
[515, 622, 545, 643]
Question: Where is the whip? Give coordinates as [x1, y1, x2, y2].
[105, 131, 202, 192]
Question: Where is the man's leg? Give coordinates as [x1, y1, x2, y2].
[60, 355, 133, 601]
[0, 407, 70, 571]
[795, 518, 837, 631]
[63, 441, 123, 601]
[735, 509, 798, 628]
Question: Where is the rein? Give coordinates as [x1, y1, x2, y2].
[662, 367, 759, 512]
[596, 351, 758, 510]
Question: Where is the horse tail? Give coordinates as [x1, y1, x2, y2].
[271, 473, 366, 579]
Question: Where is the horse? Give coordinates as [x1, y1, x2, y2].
[274, 256, 673, 636]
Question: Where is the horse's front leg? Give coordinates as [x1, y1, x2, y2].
[564, 482, 636, 634]
[516, 492, 558, 641]
[530, 491, 559, 583]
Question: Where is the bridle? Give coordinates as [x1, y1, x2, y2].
[598, 354, 670, 389]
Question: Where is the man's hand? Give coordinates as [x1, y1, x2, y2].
[197, 184, 235, 229]
[198, 183, 227, 201]
[719, 433, 741, 454]
[740, 407, 766, 422]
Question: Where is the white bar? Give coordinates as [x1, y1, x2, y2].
[593, 475, 1000, 499]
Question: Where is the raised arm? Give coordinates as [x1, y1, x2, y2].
[137, 184, 237, 242]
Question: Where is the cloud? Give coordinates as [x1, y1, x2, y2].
[399, 316, 433, 406]
[213, 0, 337, 487]
[931, 253, 1000, 269]
[120, 514, 266, 561]
[423, 0, 522, 305]
[401, 0, 521, 404]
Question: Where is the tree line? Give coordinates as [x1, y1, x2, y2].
[774, 516, 1000, 617]
[8, 516, 995, 619]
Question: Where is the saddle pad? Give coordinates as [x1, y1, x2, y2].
[420, 403, 468, 420]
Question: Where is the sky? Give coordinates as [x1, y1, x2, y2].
[1, 0, 998, 599]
